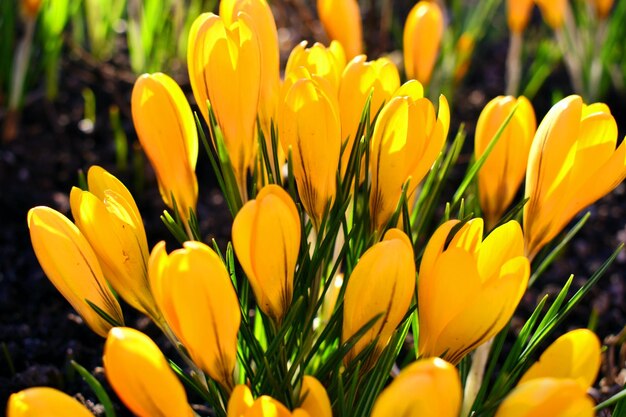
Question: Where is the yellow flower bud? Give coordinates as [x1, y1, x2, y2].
[70, 167, 158, 320]
[338, 55, 400, 174]
[21, 0, 42, 19]
[591, 0, 614, 19]
[220, 0, 280, 145]
[403, 1, 444, 85]
[279, 76, 341, 229]
[103, 327, 194, 417]
[228, 385, 255, 417]
[494, 378, 594, 417]
[317, 0, 363, 59]
[227, 385, 295, 417]
[371, 358, 462, 417]
[188, 12, 261, 195]
[27, 206, 123, 337]
[285, 41, 345, 93]
[453, 32, 474, 82]
[475, 96, 536, 228]
[343, 229, 415, 364]
[507, 0, 534, 33]
[518, 329, 601, 388]
[131, 73, 198, 222]
[418, 219, 530, 364]
[232, 184, 300, 322]
[524, 95, 626, 259]
[299, 376, 332, 417]
[148, 241, 240, 388]
[369, 89, 449, 231]
[7, 387, 94, 417]
[535, 0, 568, 29]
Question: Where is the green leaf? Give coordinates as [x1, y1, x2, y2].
[71, 360, 116, 417]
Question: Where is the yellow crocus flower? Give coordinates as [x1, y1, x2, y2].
[591, 0, 614, 19]
[27, 206, 123, 337]
[70, 167, 158, 320]
[7, 387, 94, 417]
[535, 0, 568, 29]
[418, 219, 530, 364]
[317, 0, 363, 59]
[232, 184, 300, 323]
[342, 229, 415, 364]
[299, 376, 332, 417]
[369, 87, 449, 231]
[524, 95, 626, 260]
[475, 96, 536, 229]
[371, 358, 461, 417]
[103, 327, 194, 417]
[227, 385, 305, 417]
[279, 76, 341, 230]
[148, 240, 240, 389]
[403, 1, 444, 85]
[285, 41, 345, 93]
[131, 73, 198, 223]
[507, 0, 535, 34]
[494, 378, 594, 417]
[188, 12, 261, 197]
[518, 329, 601, 388]
[338, 54, 400, 174]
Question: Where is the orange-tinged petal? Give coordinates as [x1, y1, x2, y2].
[506, 0, 534, 33]
[228, 385, 255, 417]
[495, 378, 594, 417]
[131, 73, 198, 222]
[244, 396, 292, 417]
[518, 329, 601, 388]
[371, 358, 461, 417]
[300, 376, 332, 417]
[591, 0, 614, 18]
[535, 0, 568, 29]
[403, 1, 444, 85]
[317, 0, 363, 59]
[7, 387, 94, 417]
[104, 327, 194, 417]
[27, 206, 123, 337]
[148, 241, 181, 334]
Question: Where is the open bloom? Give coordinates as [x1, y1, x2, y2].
[518, 328, 601, 388]
[7, 387, 94, 417]
[70, 166, 158, 320]
[104, 327, 194, 417]
[285, 41, 346, 93]
[535, 0, 568, 29]
[338, 54, 400, 173]
[371, 358, 461, 417]
[370, 85, 449, 231]
[403, 1, 444, 85]
[475, 96, 536, 228]
[228, 385, 312, 417]
[279, 76, 341, 229]
[131, 73, 198, 222]
[343, 229, 415, 364]
[232, 184, 300, 322]
[317, 0, 363, 59]
[188, 12, 261, 195]
[524, 95, 626, 259]
[495, 378, 595, 417]
[28, 206, 123, 337]
[506, 0, 534, 33]
[418, 219, 529, 364]
[149, 241, 240, 389]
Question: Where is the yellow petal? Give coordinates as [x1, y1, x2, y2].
[228, 385, 255, 417]
[506, 0, 534, 33]
[403, 1, 444, 85]
[299, 376, 332, 417]
[7, 387, 94, 417]
[317, 0, 363, 59]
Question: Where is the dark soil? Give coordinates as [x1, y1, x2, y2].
[2, 12, 626, 416]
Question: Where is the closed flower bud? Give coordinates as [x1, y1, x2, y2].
[27, 206, 123, 337]
[535, 0, 568, 29]
[343, 229, 415, 364]
[524, 95, 626, 259]
[317, 0, 363, 59]
[591, 0, 614, 19]
[21, 0, 42, 19]
[232, 185, 300, 323]
[518, 329, 601, 388]
[285, 41, 345, 93]
[299, 376, 332, 417]
[104, 327, 194, 417]
[148, 241, 240, 389]
[418, 219, 529, 364]
[339, 55, 400, 174]
[370, 89, 449, 231]
[453, 32, 474, 82]
[475, 96, 536, 228]
[495, 378, 594, 417]
[371, 358, 461, 417]
[70, 167, 158, 320]
[507, 0, 534, 33]
[131, 73, 198, 222]
[227, 385, 299, 417]
[188, 12, 261, 195]
[403, 1, 444, 85]
[279, 76, 341, 229]
[7, 387, 94, 417]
